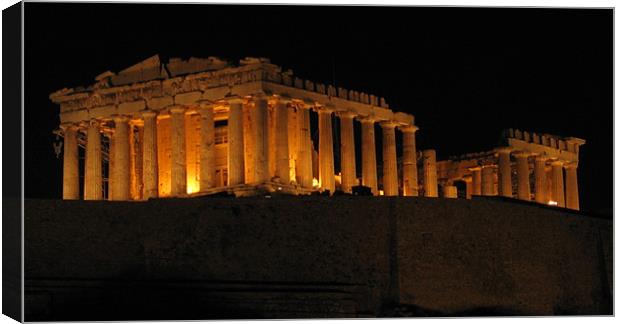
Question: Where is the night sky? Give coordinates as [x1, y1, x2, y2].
[24, 4, 612, 214]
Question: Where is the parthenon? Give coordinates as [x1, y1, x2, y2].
[50, 55, 585, 211]
[51, 55, 418, 200]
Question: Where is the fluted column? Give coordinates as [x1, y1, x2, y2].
[443, 185, 457, 198]
[470, 166, 482, 196]
[360, 117, 378, 194]
[170, 107, 187, 195]
[296, 105, 313, 188]
[61, 124, 79, 200]
[481, 165, 495, 196]
[533, 155, 547, 204]
[274, 98, 290, 183]
[400, 125, 419, 197]
[381, 121, 398, 196]
[422, 149, 438, 197]
[197, 103, 215, 191]
[111, 116, 130, 200]
[142, 110, 159, 199]
[318, 108, 335, 193]
[564, 162, 579, 210]
[338, 111, 357, 193]
[551, 160, 565, 207]
[497, 147, 512, 197]
[84, 120, 103, 200]
[252, 96, 269, 183]
[229, 98, 246, 185]
[515, 152, 531, 201]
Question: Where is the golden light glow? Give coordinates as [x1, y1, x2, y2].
[379, 190, 385, 196]
[187, 181, 199, 194]
[312, 178, 319, 188]
[548, 200, 558, 206]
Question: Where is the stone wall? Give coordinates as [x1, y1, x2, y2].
[24, 196, 612, 320]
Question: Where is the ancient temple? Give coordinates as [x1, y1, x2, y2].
[50, 55, 585, 211]
[50, 55, 419, 200]
[435, 129, 586, 210]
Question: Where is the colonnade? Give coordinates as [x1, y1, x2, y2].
[61, 95, 421, 200]
[461, 148, 580, 210]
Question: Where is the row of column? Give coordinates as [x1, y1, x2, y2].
[464, 150, 580, 210]
[61, 95, 421, 200]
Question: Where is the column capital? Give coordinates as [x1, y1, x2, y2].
[272, 95, 293, 104]
[141, 109, 158, 118]
[356, 115, 377, 124]
[169, 105, 187, 114]
[379, 120, 399, 129]
[196, 99, 215, 107]
[550, 160, 564, 166]
[533, 154, 549, 162]
[399, 124, 419, 133]
[481, 163, 495, 169]
[468, 166, 482, 172]
[112, 115, 130, 123]
[335, 110, 357, 119]
[59, 122, 79, 132]
[564, 161, 579, 169]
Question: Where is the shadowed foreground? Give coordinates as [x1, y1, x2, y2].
[25, 195, 612, 320]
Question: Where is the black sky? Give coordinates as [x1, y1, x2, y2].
[24, 3, 612, 214]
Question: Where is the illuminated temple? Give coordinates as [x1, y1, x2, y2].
[50, 55, 585, 210]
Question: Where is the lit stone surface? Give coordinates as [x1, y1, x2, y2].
[61, 124, 79, 200]
[497, 147, 512, 197]
[170, 107, 187, 196]
[360, 118, 378, 195]
[422, 149, 438, 197]
[111, 116, 131, 201]
[296, 106, 313, 189]
[381, 122, 398, 196]
[318, 109, 335, 193]
[551, 160, 565, 208]
[198, 105, 216, 191]
[481, 165, 495, 196]
[514, 152, 531, 201]
[142, 111, 158, 199]
[443, 185, 457, 198]
[274, 99, 290, 183]
[252, 97, 269, 183]
[565, 162, 579, 210]
[533, 156, 547, 204]
[338, 112, 357, 193]
[470, 166, 482, 196]
[229, 99, 246, 185]
[84, 121, 102, 200]
[400, 125, 419, 197]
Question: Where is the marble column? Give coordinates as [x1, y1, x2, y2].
[296, 105, 313, 188]
[551, 160, 565, 207]
[481, 165, 495, 196]
[381, 121, 398, 196]
[338, 111, 357, 193]
[318, 108, 335, 193]
[198, 104, 216, 190]
[400, 125, 419, 197]
[84, 120, 103, 200]
[61, 124, 79, 200]
[229, 98, 246, 185]
[533, 156, 547, 204]
[515, 152, 531, 201]
[111, 116, 130, 201]
[470, 166, 482, 196]
[564, 162, 579, 210]
[360, 117, 378, 194]
[170, 107, 187, 195]
[497, 147, 512, 197]
[422, 149, 438, 197]
[443, 185, 457, 198]
[107, 131, 115, 200]
[142, 110, 158, 199]
[274, 99, 290, 184]
[252, 96, 269, 183]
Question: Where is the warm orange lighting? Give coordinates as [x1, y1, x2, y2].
[312, 178, 319, 188]
[187, 181, 199, 194]
[548, 200, 558, 206]
[379, 190, 385, 196]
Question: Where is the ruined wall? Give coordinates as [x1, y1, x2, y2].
[24, 196, 611, 320]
